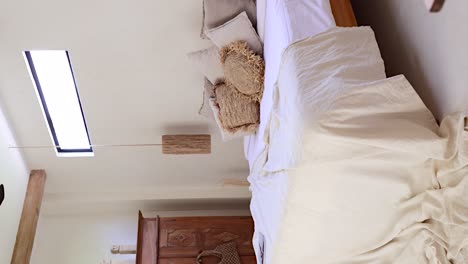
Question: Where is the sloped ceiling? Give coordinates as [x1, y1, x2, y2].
[0, 0, 250, 202]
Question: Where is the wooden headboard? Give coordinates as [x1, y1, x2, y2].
[330, 0, 358, 27]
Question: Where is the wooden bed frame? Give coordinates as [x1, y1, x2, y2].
[330, 0, 358, 27]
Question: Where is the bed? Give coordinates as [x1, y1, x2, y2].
[246, 1, 468, 263]
[245, 0, 356, 169]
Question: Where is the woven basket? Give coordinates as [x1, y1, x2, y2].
[196, 242, 241, 264]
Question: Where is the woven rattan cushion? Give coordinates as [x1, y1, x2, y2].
[210, 83, 259, 140]
[221, 41, 264, 100]
[215, 83, 259, 129]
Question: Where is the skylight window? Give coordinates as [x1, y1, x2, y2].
[24, 50, 93, 157]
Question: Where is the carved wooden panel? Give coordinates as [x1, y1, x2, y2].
[158, 217, 255, 259]
[166, 229, 197, 247]
[204, 228, 253, 248]
[208, 230, 240, 243]
[137, 215, 256, 263]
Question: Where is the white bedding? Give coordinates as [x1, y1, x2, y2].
[246, 1, 336, 262]
[245, 0, 336, 167]
[248, 24, 386, 263]
[249, 26, 468, 263]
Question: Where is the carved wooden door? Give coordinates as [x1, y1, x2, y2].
[158, 216, 256, 263]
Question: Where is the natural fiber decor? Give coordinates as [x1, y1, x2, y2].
[211, 83, 259, 140]
[196, 242, 241, 264]
[162, 135, 211, 154]
[220, 41, 264, 101]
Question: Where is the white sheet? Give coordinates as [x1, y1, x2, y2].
[247, 1, 335, 262]
[245, 0, 336, 167]
[251, 27, 468, 263]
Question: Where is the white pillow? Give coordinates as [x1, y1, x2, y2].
[187, 45, 224, 85]
[256, 0, 266, 43]
[201, 0, 257, 38]
[198, 78, 215, 120]
[206, 12, 263, 55]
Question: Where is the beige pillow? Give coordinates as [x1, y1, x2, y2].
[220, 41, 264, 101]
[198, 78, 215, 120]
[187, 46, 224, 85]
[210, 83, 259, 141]
[206, 12, 263, 55]
[201, 0, 257, 39]
[256, 0, 266, 43]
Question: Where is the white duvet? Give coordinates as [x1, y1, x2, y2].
[249, 27, 468, 263]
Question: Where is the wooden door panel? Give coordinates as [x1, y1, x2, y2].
[204, 228, 253, 248]
[161, 228, 253, 248]
[138, 216, 256, 262]
[159, 217, 255, 258]
[160, 217, 254, 230]
[166, 229, 199, 247]
[159, 245, 255, 258]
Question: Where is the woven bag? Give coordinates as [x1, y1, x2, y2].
[196, 242, 241, 264]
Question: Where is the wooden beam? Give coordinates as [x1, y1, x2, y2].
[11, 170, 46, 264]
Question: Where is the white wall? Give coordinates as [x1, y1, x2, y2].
[32, 212, 138, 264]
[0, 104, 29, 263]
[353, 0, 468, 121]
[31, 204, 250, 264]
[0, 0, 251, 203]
